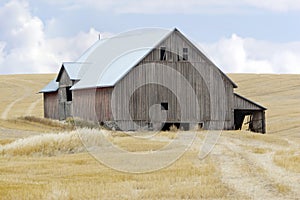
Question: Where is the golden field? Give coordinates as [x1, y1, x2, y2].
[0, 74, 299, 199]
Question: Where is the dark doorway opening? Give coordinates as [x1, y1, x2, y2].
[161, 122, 189, 131]
[234, 109, 265, 133]
[66, 87, 72, 102]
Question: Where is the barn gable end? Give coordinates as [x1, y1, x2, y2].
[113, 29, 236, 130]
[56, 66, 73, 120]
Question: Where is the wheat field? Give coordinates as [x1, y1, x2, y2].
[0, 74, 299, 199]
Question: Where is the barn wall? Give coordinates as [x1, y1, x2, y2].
[113, 30, 235, 130]
[252, 111, 266, 133]
[72, 88, 113, 122]
[43, 92, 59, 119]
[234, 94, 263, 110]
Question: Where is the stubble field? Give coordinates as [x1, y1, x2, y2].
[0, 74, 299, 199]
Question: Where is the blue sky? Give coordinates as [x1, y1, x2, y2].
[1, 0, 300, 74]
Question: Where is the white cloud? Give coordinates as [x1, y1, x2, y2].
[1, 0, 300, 75]
[201, 34, 300, 74]
[42, 0, 300, 13]
[243, 0, 300, 12]
[0, 0, 109, 74]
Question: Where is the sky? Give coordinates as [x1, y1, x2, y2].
[0, 0, 300, 74]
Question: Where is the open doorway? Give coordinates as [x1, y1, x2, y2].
[234, 109, 265, 133]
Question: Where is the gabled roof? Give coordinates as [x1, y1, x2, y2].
[41, 28, 238, 92]
[39, 79, 58, 93]
[71, 28, 172, 90]
[56, 62, 90, 81]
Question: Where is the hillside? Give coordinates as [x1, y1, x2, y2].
[0, 73, 299, 137]
[0, 74, 299, 199]
[0, 74, 56, 119]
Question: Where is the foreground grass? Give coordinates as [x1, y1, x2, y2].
[0, 128, 299, 199]
[0, 151, 232, 199]
[273, 149, 300, 173]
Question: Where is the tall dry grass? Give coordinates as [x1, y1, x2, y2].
[273, 149, 300, 173]
[0, 129, 115, 156]
[0, 129, 236, 199]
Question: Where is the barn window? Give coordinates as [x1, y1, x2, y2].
[66, 87, 72, 102]
[183, 47, 188, 61]
[160, 47, 166, 61]
[161, 102, 168, 110]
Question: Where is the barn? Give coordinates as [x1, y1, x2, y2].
[40, 28, 266, 133]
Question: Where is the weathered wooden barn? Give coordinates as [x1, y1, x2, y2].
[40, 28, 266, 133]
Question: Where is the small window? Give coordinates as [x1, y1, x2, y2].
[161, 102, 168, 110]
[183, 47, 188, 61]
[160, 47, 166, 61]
[66, 87, 72, 102]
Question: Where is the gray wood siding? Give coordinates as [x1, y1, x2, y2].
[72, 88, 113, 122]
[113, 30, 234, 130]
[96, 88, 113, 121]
[73, 88, 97, 122]
[44, 92, 59, 119]
[234, 94, 263, 110]
[58, 68, 72, 87]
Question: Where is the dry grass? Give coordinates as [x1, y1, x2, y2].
[0, 116, 73, 133]
[223, 130, 289, 146]
[0, 134, 234, 199]
[274, 183, 291, 194]
[0, 138, 15, 145]
[0, 74, 299, 199]
[0, 155, 228, 199]
[273, 149, 300, 173]
[228, 74, 300, 137]
[0, 131, 83, 156]
[241, 145, 270, 154]
[110, 136, 168, 152]
[0, 74, 55, 119]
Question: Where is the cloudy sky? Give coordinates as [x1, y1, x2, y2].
[0, 0, 300, 74]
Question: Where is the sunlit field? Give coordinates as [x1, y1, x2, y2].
[0, 74, 299, 199]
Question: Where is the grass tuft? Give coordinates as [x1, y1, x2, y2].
[273, 149, 300, 173]
[274, 183, 291, 194]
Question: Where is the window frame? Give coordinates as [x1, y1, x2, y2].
[160, 46, 166, 61]
[183, 47, 188, 61]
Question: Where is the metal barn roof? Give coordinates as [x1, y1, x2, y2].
[40, 28, 237, 92]
[71, 28, 172, 90]
[39, 79, 58, 93]
[40, 28, 171, 93]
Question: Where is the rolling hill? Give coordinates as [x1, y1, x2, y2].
[1, 73, 299, 137]
[0, 73, 299, 199]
